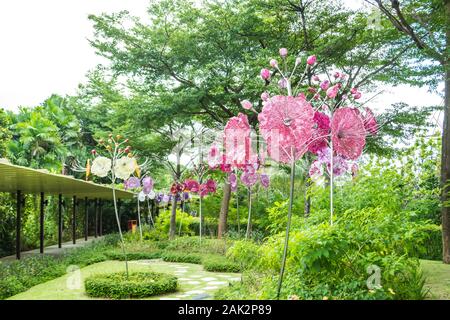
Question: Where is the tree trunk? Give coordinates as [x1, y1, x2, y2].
[169, 196, 177, 240]
[440, 0, 450, 264]
[441, 63, 450, 263]
[304, 178, 311, 218]
[218, 182, 232, 239]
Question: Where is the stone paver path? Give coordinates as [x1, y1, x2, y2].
[8, 259, 241, 300]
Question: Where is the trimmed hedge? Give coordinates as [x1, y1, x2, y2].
[202, 256, 241, 273]
[106, 251, 163, 261]
[161, 251, 203, 264]
[85, 271, 178, 299]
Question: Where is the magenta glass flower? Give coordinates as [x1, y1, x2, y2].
[308, 111, 330, 154]
[184, 179, 200, 193]
[208, 143, 221, 168]
[205, 179, 217, 193]
[258, 95, 314, 163]
[331, 107, 366, 160]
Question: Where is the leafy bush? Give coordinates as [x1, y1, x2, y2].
[202, 256, 241, 273]
[227, 240, 262, 271]
[85, 271, 178, 299]
[161, 251, 203, 264]
[220, 206, 433, 300]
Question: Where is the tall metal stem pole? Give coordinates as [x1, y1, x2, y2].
[137, 197, 143, 241]
[276, 157, 296, 299]
[112, 181, 129, 278]
[245, 188, 252, 239]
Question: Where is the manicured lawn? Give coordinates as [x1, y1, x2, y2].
[8, 259, 241, 300]
[421, 260, 450, 300]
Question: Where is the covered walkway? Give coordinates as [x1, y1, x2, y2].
[0, 160, 134, 259]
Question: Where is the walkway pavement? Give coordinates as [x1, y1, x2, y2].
[0, 236, 103, 262]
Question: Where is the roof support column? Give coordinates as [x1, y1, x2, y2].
[72, 196, 77, 245]
[40, 192, 45, 254]
[94, 198, 98, 238]
[84, 197, 88, 241]
[99, 200, 103, 237]
[16, 190, 22, 260]
[58, 194, 63, 248]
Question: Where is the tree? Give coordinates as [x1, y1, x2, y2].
[364, 0, 449, 263]
[0, 108, 11, 158]
[86, 0, 438, 237]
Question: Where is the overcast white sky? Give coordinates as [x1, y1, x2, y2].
[0, 0, 444, 123]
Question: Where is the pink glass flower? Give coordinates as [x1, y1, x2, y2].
[258, 95, 315, 163]
[261, 91, 270, 101]
[331, 107, 366, 160]
[295, 57, 302, 66]
[363, 108, 378, 135]
[326, 84, 339, 99]
[224, 113, 252, 168]
[241, 100, 253, 110]
[208, 143, 221, 168]
[278, 78, 287, 89]
[309, 160, 324, 178]
[308, 111, 330, 154]
[270, 59, 278, 68]
[320, 80, 330, 91]
[260, 68, 271, 80]
[307, 55, 317, 65]
[279, 48, 288, 58]
[199, 184, 209, 197]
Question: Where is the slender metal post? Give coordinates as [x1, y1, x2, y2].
[94, 198, 98, 238]
[40, 192, 45, 253]
[72, 196, 77, 244]
[276, 157, 296, 299]
[84, 197, 88, 241]
[246, 188, 252, 239]
[16, 190, 22, 259]
[58, 194, 63, 248]
[137, 197, 143, 241]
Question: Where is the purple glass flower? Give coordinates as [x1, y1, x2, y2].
[162, 194, 170, 203]
[142, 176, 154, 194]
[241, 171, 258, 187]
[124, 177, 140, 190]
[260, 173, 270, 189]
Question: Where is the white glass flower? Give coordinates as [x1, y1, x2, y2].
[114, 156, 137, 180]
[138, 191, 146, 202]
[148, 190, 156, 200]
[91, 156, 112, 178]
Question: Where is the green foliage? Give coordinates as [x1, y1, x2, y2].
[161, 251, 203, 264]
[84, 271, 178, 299]
[106, 251, 162, 261]
[226, 240, 262, 271]
[0, 108, 11, 157]
[202, 256, 241, 273]
[145, 209, 195, 240]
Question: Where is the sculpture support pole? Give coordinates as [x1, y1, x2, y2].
[245, 188, 252, 239]
[137, 197, 143, 241]
[276, 155, 295, 299]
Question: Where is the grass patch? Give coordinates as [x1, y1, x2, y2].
[106, 251, 162, 261]
[421, 259, 450, 300]
[85, 271, 178, 299]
